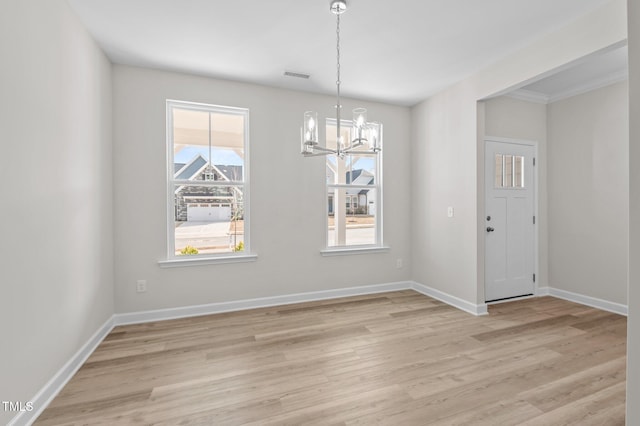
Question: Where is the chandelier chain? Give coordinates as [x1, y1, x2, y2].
[336, 13, 341, 95]
[336, 12, 342, 149]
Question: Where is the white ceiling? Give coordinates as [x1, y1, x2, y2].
[67, 0, 615, 106]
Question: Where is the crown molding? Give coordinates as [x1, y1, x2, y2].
[548, 69, 628, 103]
[506, 69, 629, 105]
[505, 89, 550, 104]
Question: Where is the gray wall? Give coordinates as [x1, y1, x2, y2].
[112, 65, 412, 313]
[627, 0, 640, 422]
[483, 84, 629, 308]
[411, 0, 626, 306]
[548, 82, 629, 305]
[0, 0, 633, 423]
[0, 1, 114, 424]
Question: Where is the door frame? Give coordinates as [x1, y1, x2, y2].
[483, 136, 539, 303]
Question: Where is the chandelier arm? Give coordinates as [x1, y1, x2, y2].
[303, 151, 335, 157]
[344, 145, 362, 154]
[311, 145, 338, 154]
[343, 146, 360, 155]
[342, 149, 378, 157]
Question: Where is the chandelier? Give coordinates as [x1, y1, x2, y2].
[301, 0, 381, 158]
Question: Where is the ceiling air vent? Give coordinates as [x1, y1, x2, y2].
[284, 71, 310, 79]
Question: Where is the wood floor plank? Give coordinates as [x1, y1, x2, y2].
[35, 292, 626, 425]
[470, 314, 581, 342]
[518, 381, 626, 426]
[518, 356, 626, 412]
[427, 398, 545, 426]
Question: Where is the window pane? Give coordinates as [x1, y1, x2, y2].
[325, 118, 381, 248]
[494, 154, 503, 188]
[168, 101, 249, 259]
[327, 187, 376, 247]
[495, 154, 525, 189]
[345, 155, 376, 185]
[514, 155, 524, 188]
[173, 108, 245, 180]
[326, 155, 376, 186]
[504, 155, 513, 188]
[174, 184, 244, 255]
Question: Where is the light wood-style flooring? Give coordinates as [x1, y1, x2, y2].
[36, 291, 627, 425]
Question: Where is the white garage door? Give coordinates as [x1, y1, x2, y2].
[187, 204, 231, 222]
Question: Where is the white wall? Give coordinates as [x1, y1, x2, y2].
[411, 88, 480, 302]
[627, 0, 640, 422]
[0, 1, 113, 424]
[112, 65, 411, 313]
[0, 0, 632, 422]
[483, 84, 629, 308]
[411, 0, 626, 306]
[547, 82, 628, 305]
[483, 96, 549, 287]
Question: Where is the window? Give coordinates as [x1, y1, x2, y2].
[495, 154, 524, 188]
[325, 119, 382, 248]
[166, 100, 249, 260]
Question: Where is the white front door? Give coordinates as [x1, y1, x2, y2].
[485, 140, 536, 302]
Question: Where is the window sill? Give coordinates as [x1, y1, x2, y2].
[158, 253, 258, 268]
[320, 246, 390, 257]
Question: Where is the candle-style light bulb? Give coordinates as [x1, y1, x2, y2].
[353, 108, 367, 128]
[369, 122, 381, 152]
[303, 111, 318, 144]
[352, 108, 367, 146]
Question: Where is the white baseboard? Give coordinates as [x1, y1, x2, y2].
[536, 286, 551, 296]
[115, 281, 490, 326]
[508, 285, 626, 316]
[410, 281, 488, 316]
[9, 316, 115, 426]
[21, 281, 621, 426]
[114, 281, 412, 325]
[545, 287, 628, 316]
[14, 279, 490, 425]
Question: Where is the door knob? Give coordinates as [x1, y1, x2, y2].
[486, 227, 495, 232]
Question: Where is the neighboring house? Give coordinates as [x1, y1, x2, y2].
[327, 167, 375, 215]
[174, 154, 243, 222]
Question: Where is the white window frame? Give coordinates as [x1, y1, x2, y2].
[322, 118, 387, 256]
[159, 100, 256, 268]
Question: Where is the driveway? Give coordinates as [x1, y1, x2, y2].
[175, 221, 243, 254]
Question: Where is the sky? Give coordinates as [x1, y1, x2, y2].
[327, 155, 376, 174]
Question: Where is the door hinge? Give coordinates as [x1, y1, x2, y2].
[533, 157, 536, 166]
[533, 216, 536, 225]
[533, 273, 536, 283]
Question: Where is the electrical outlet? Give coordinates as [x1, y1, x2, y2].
[136, 280, 147, 293]
[396, 258, 403, 269]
